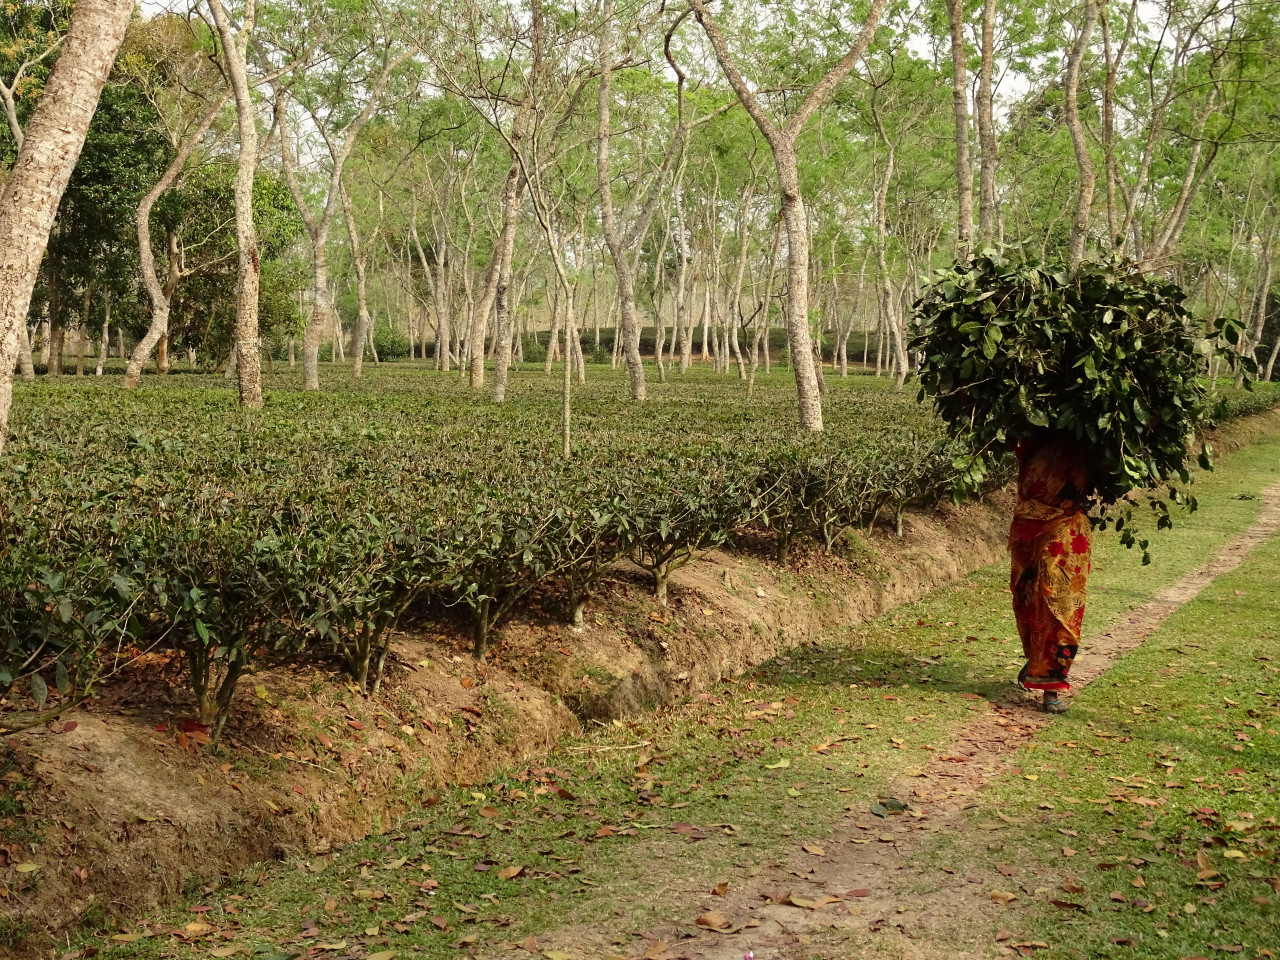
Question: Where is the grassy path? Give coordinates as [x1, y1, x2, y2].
[87, 427, 1280, 960]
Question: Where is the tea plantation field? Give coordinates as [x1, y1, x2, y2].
[3, 364, 1274, 739]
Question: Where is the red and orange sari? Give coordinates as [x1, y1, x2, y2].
[1009, 434, 1092, 691]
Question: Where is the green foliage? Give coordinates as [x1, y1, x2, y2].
[911, 246, 1252, 555]
[520, 338, 548, 364]
[3, 369, 1274, 732]
[616, 452, 752, 607]
[371, 322, 411, 361]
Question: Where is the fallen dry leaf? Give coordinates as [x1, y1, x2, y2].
[696, 911, 730, 929]
[990, 890, 1017, 905]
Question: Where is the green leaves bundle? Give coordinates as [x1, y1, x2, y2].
[910, 247, 1245, 509]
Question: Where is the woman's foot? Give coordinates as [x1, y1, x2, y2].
[1042, 691, 1069, 714]
[1017, 661, 1029, 688]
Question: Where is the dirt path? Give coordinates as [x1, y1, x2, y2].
[586, 480, 1280, 960]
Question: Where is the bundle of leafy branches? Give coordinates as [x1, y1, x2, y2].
[910, 245, 1251, 553]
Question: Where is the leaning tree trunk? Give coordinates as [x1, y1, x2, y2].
[0, 0, 132, 455]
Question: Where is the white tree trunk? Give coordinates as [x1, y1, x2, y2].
[1065, 0, 1100, 265]
[945, 0, 973, 254]
[126, 95, 226, 389]
[596, 0, 647, 402]
[0, 0, 132, 454]
[976, 0, 999, 242]
[95, 291, 110, 376]
[15, 321, 34, 381]
[687, 0, 886, 430]
[208, 0, 262, 407]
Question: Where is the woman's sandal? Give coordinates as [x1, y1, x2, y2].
[1042, 691, 1069, 714]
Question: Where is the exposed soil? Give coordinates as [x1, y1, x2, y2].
[533, 477, 1280, 960]
[0, 491, 1012, 955]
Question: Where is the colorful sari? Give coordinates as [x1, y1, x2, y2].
[1009, 434, 1092, 691]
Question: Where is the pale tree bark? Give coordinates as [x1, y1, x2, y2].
[1064, 0, 1100, 266]
[596, 0, 646, 401]
[208, 0, 263, 408]
[488, 12, 538, 402]
[0, 0, 133, 455]
[674, 167, 693, 374]
[408, 192, 450, 371]
[688, 0, 888, 431]
[0, 31, 64, 151]
[276, 48, 407, 392]
[15, 322, 34, 381]
[74, 283, 91, 375]
[1099, 2, 1137, 246]
[1142, 92, 1219, 267]
[976, 0, 999, 242]
[651, 201, 673, 379]
[339, 180, 373, 378]
[945, 0, 973, 255]
[1265, 331, 1280, 383]
[470, 167, 526, 391]
[726, 196, 750, 380]
[1239, 226, 1275, 385]
[95, 291, 110, 375]
[747, 216, 783, 396]
[126, 94, 228, 388]
[594, 6, 736, 394]
[869, 96, 910, 389]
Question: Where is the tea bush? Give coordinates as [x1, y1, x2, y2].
[2, 367, 1273, 732]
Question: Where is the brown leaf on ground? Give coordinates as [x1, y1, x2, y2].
[696, 911, 730, 929]
[711, 881, 728, 896]
[990, 890, 1017, 905]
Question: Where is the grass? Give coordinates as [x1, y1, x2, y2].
[947, 536, 1280, 960]
[75, 420, 1280, 960]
